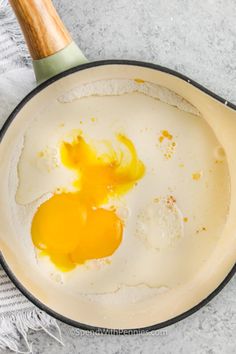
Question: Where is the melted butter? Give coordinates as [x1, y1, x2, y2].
[31, 134, 145, 271]
[192, 171, 202, 181]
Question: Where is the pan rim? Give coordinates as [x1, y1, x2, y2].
[0, 59, 235, 334]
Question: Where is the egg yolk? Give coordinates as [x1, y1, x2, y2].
[31, 134, 145, 271]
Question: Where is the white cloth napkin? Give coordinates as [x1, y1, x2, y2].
[0, 1, 62, 352]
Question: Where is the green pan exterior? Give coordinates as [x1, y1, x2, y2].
[32, 42, 88, 83]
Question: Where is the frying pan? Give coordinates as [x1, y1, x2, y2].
[0, 0, 236, 333]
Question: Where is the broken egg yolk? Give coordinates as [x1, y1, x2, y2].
[31, 134, 145, 271]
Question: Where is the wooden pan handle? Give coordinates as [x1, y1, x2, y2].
[9, 0, 72, 60]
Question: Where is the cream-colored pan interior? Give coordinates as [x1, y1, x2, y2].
[0, 64, 236, 329]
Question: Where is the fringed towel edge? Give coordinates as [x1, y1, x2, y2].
[0, 307, 63, 353]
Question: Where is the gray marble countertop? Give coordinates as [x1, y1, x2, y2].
[5, 0, 236, 353]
